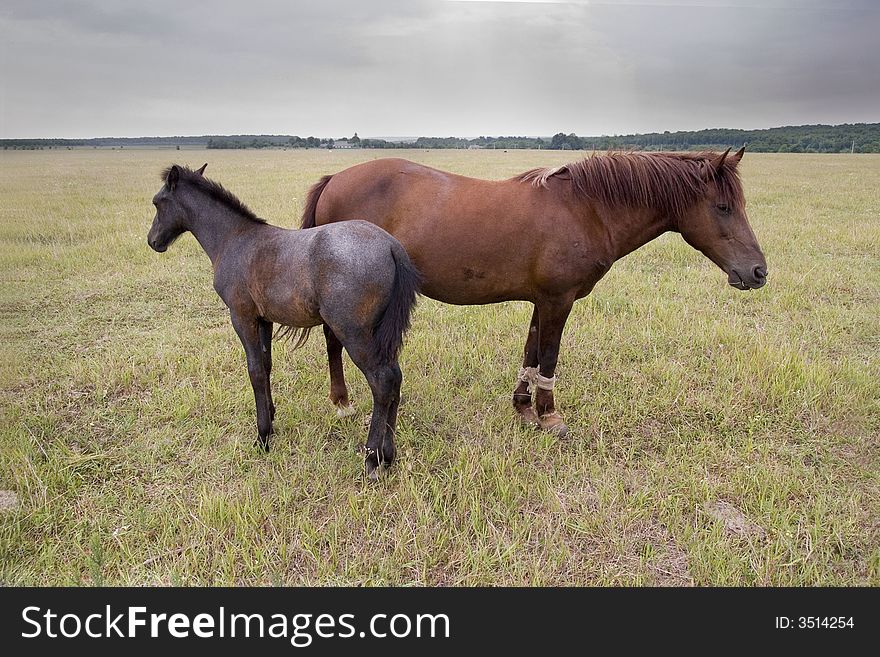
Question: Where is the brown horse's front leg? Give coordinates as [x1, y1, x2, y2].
[534, 299, 574, 437]
[232, 313, 274, 450]
[513, 305, 540, 426]
[323, 324, 355, 417]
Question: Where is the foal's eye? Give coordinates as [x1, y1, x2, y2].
[716, 203, 731, 214]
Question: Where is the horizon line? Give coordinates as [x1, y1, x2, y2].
[3, 121, 878, 142]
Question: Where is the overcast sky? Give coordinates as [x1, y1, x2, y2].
[1, 0, 877, 139]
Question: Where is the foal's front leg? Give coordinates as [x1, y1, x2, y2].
[258, 318, 275, 422]
[231, 313, 274, 450]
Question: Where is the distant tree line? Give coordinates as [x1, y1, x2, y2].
[1, 136, 209, 150]
[4, 124, 879, 152]
[570, 124, 880, 153]
[207, 135, 333, 149]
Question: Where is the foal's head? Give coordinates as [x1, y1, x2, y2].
[147, 163, 207, 252]
[678, 148, 767, 290]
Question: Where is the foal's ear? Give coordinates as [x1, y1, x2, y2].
[196, 163, 208, 176]
[728, 147, 745, 167]
[167, 165, 180, 190]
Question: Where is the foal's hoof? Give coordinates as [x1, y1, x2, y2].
[364, 444, 394, 481]
[538, 411, 568, 437]
[335, 402, 356, 418]
[364, 455, 383, 481]
[255, 436, 271, 452]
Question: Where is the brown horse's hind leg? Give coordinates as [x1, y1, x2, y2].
[323, 324, 355, 417]
[513, 306, 540, 426]
[534, 299, 574, 437]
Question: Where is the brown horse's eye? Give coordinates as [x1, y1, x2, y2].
[716, 203, 730, 214]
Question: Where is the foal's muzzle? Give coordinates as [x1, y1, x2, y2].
[147, 236, 167, 253]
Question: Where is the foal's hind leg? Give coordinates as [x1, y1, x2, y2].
[334, 332, 399, 479]
[360, 362, 401, 479]
[323, 324, 355, 418]
[513, 305, 540, 426]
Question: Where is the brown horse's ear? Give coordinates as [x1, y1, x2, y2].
[196, 163, 208, 176]
[167, 165, 180, 190]
[728, 147, 745, 167]
[710, 148, 731, 172]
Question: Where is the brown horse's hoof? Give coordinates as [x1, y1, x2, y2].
[514, 404, 540, 427]
[336, 402, 356, 418]
[538, 411, 568, 437]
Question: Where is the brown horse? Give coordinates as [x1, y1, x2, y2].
[301, 148, 767, 436]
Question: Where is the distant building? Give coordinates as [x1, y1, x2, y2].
[334, 140, 355, 149]
[467, 144, 484, 150]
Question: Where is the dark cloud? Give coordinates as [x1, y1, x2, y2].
[0, 0, 877, 138]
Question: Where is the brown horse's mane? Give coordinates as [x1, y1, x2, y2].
[516, 151, 744, 217]
[162, 165, 267, 224]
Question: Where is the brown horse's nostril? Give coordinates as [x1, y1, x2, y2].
[752, 265, 767, 286]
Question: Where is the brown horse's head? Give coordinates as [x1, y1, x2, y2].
[147, 163, 207, 252]
[678, 148, 767, 290]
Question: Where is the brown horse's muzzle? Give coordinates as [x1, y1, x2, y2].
[728, 264, 767, 290]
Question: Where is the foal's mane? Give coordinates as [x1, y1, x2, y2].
[516, 151, 744, 217]
[162, 165, 266, 224]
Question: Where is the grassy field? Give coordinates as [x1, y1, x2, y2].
[1, 148, 877, 585]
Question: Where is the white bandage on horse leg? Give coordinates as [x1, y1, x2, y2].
[518, 366, 538, 393]
[534, 372, 557, 391]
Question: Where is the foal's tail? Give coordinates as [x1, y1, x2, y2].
[301, 174, 333, 229]
[375, 242, 422, 364]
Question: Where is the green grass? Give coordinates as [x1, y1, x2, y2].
[1, 148, 878, 585]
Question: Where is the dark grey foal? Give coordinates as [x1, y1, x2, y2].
[147, 164, 420, 478]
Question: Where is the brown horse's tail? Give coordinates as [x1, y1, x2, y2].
[301, 174, 333, 229]
[375, 242, 422, 364]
